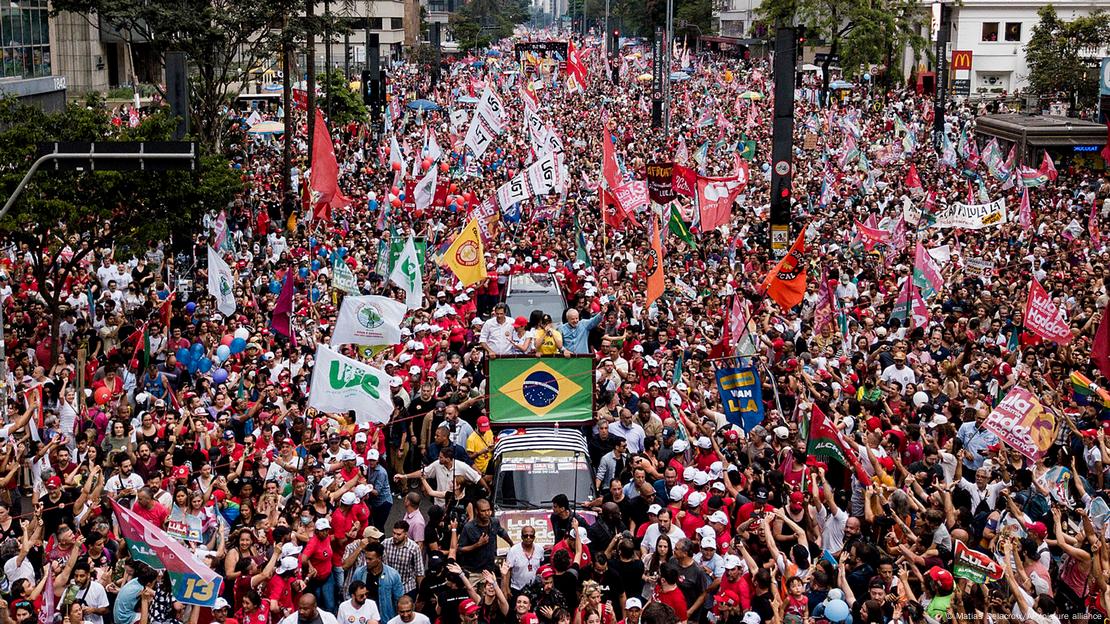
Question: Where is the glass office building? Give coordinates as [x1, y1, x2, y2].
[1, 0, 51, 80]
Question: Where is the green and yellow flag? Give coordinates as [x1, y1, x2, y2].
[489, 357, 593, 423]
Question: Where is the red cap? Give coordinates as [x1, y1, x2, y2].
[927, 566, 954, 592]
[878, 457, 895, 472]
[477, 416, 491, 432]
[1082, 429, 1099, 438]
[537, 565, 555, 579]
[714, 590, 739, 607]
[459, 600, 480, 616]
[866, 416, 883, 432]
[173, 465, 190, 480]
[46, 476, 61, 489]
[1026, 521, 1048, 538]
[724, 429, 740, 443]
[789, 491, 805, 506]
[513, 316, 528, 328]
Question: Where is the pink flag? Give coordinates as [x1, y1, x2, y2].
[38, 556, 54, 624]
[854, 219, 891, 251]
[1091, 200, 1102, 247]
[271, 271, 296, 346]
[1018, 187, 1033, 229]
[308, 109, 353, 222]
[813, 266, 837, 334]
[1024, 278, 1072, 345]
[913, 241, 944, 298]
[1039, 150, 1058, 182]
[905, 163, 923, 196]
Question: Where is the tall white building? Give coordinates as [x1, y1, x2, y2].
[908, 0, 1109, 96]
[715, 0, 761, 38]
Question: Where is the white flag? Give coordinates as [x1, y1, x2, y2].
[389, 134, 405, 170]
[389, 234, 423, 310]
[206, 246, 237, 317]
[414, 166, 437, 212]
[308, 344, 394, 424]
[331, 295, 407, 346]
[425, 129, 443, 162]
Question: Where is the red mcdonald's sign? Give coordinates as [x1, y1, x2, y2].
[951, 50, 973, 71]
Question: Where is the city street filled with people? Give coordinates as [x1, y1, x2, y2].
[0, 25, 1107, 624]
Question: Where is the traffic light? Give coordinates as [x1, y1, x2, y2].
[609, 29, 620, 55]
[796, 26, 806, 47]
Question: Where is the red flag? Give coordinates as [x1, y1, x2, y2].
[760, 229, 807, 310]
[601, 125, 621, 190]
[566, 39, 589, 90]
[905, 163, 923, 195]
[696, 175, 745, 232]
[1024, 278, 1072, 345]
[646, 217, 664, 307]
[271, 272, 296, 347]
[308, 109, 352, 222]
[160, 292, 175, 328]
[806, 404, 872, 486]
[1039, 150, 1058, 182]
[671, 164, 697, 198]
[1093, 299, 1110, 381]
[602, 190, 639, 230]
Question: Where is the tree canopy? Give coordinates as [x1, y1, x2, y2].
[1025, 5, 1110, 108]
[0, 96, 241, 359]
[449, 0, 530, 50]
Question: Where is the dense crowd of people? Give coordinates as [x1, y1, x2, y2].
[0, 24, 1108, 624]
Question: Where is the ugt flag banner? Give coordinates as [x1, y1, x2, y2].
[714, 363, 765, 432]
[111, 499, 224, 607]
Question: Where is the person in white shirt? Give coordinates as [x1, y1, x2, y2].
[105, 457, 144, 498]
[479, 304, 514, 356]
[385, 596, 430, 624]
[280, 594, 338, 624]
[68, 561, 111, 624]
[640, 509, 687, 555]
[505, 526, 544, 591]
[337, 581, 380, 624]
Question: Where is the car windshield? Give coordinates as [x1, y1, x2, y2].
[496, 454, 594, 509]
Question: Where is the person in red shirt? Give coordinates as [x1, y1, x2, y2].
[653, 564, 687, 622]
[550, 524, 591, 568]
[717, 556, 753, 611]
[264, 556, 302, 620]
[300, 518, 336, 611]
[132, 487, 168, 528]
[235, 590, 271, 624]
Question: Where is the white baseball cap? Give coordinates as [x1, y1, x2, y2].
[723, 554, 742, 569]
[341, 492, 358, 505]
[708, 510, 729, 525]
[366, 449, 380, 461]
[700, 536, 717, 549]
[672, 439, 689, 453]
[669, 484, 689, 501]
[315, 518, 331, 530]
[648, 504, 662, 515]
[625, 598, 643, 610]
[696, 436, 712, 449]
[575, 526, 591, 544]
[687, 491, 706, 507]
[692, 471, 710, 487]
[277, 556, 299, 574]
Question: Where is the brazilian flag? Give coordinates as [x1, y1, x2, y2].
[668, 209, 698, 249]
[489, 357, 593, 423]
[738, 136, 757, 161]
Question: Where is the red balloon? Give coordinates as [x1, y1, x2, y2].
[450, 183, 458, 193]
[94, 386, 111, 405]
[390, 186, 399, 196]
[221, 334, 234, 347]
[391, 198, 402, 208]
[439, 161, 449, 172]
[391, 161, 402, 171]
[421, 158, 432, 170]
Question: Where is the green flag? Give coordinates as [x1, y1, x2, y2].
[668, 209, 698, 249]
[332, 259, 360, 295]
[738, 137, 757, 161]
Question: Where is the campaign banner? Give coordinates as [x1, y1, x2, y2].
[983, 386, 1057, 462]
[613, 180, 650, 215]
[646, 162, 675, 204]
[1024, 279, 1072, 345]
[165, 505, 203, 543]
[331, 295, 407, 346]
[715, 364, 765, 432]
[931, 198, 1007, 229]
[308, 344, 395, 424]
[953, 540, 1003, 584]
[111, 499, 223, 607]
[672, 164, 697, 198]
[332, 260, 360, 295]
[965, 258, 994, 281]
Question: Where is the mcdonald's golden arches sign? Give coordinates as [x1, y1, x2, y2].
[951, 50, 973, 71]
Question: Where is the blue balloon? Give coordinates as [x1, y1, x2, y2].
[185, 301, 196, 314]
[311, 260, 321, 271]
[311, 287, 321, 302]
[188, 360, 200, 374]
[398, 193, 406, 201]
[824, 600, 850, 623]
[212, 368, 229, 384]
[190, 342, 205, 357]
[309, 236, 317, 248]
[269, 279, 281, 294]
[449, 203, 458, 213]
[176, 347, 190, 363]
[299, 267, 309, 279]
[216, 345, 231, 362]
[338, 247, 347, 258]
[369, 199, 379, 211]
[230, 337, 247, 354]
[318, 248, 328, 258]
[199, 358, 213, 373]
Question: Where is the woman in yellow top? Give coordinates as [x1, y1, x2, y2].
[535, 314, 564, 356]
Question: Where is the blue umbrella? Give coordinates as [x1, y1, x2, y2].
[485, 49, 502, 57]
[669, 72, 691, 82]
[407, 99, 442, 111]
[471, 60, 486, 68]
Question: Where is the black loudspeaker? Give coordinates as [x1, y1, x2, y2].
[769, 26, 796, 258]
[165, 51, 189, 140]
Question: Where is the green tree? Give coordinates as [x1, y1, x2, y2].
[320, 69, 368, 126]
[50, 0, 349, 152]
[0, 96, 241, 364]
[759, 0, 927, 99]
[1025, 5, 1110, 110]
[448, 0, 528, 50]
